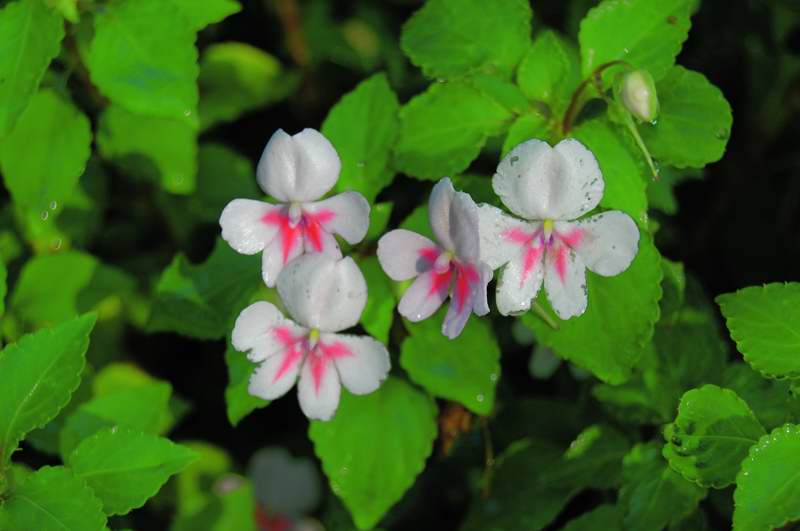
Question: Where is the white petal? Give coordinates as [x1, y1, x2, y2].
[543, 242, 588, 319]
[304, 192, 370, 245]
[474, 262, 493, 316]
[441, 262, 488, 339]
[398, 270, 449, 322]
[325, 333, 391, 395]
[428, 177, 456, 251]
[220, 199, 281, 254]
[302, 225, 342, 258]
[377, 229, 438, 281]
[569, 211, 639, 276]
[477, 204, 541, 269]
[261, 226, 304, 288]
[248, 344, 305, 401]
[232, 301, 304, 362]
[297, 355, 341, 421]
[493, 139, 603, 221]
[256, 128, 341, 203]
[495, 245, 545, 316]
[277, 254, 367, 332]
[449, 191, 480, 263]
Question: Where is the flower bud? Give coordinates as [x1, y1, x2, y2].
[620, 69, 659, 122]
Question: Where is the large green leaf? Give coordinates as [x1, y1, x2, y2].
[309, 378, 437, 530]
[394, 81, 512, 179]
[88, 0, 198, 119]
[717, 283, 800, 379]
[579, 0, 693, 81]
[523, 233, 662, 384]
[401, 309, 500, 415]
[723, 363, 800, 431]
[640, 66, 733, 168]
[400, 0, 531, 79]
[68, 427, 196, 516]
[186, 143, 259, 222]
[322, 73, 400, 203]
[171, 0, 241, 30]
[0, 0, 64, 137]
[224, 341, 268, 426]
[502, 112, 552, 155]
[0, 260, 6, 318]
[561, 505, 623, 531]
[733, 424, 800, 531]
[619, 442, 707, 531]
[357, 256, 394, 344]
[0, 466, 106, 531]
[517, 30, 581, 113]
[0, 314, 96, 464]
[0, 89, 91, 214]
[663, 385, 765, 488]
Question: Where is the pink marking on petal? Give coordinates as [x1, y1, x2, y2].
[301, 209, 336, 252]
[271, 327, 305, 383]
[502, 227, 533, 244]
[558, 228, 584, 249]
[452, 263, 480, 312]
[308, 353, 327, 394]
[318, 340, 353, 360]
[428, 269, 452, 299]
[521, 245, 543, 287]
[260, 209, 303, 263]
[555, 245, 569, 283]
[418, 246, 440, 265]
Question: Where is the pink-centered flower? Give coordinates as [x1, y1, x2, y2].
[478, 139, 640, 319]
[220, 128, 370, 287]
[232, 253, 391, 421]
[377, 178, 492, 339]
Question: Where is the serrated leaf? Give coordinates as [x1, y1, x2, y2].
[0, 314, 96, 464]
[401, 309, 500, 415]
[400, 0, 531, 79]
[561, 505, 623, 531]
[357, 256, 394, 344]
[394, 81, 512, 179]
[0, 466, 106, 531]
[0, 89, 91, 214]
[149, 238, 259, 339]
[733, 424, 800, 531]
[199, 41, 296, 130]
[97, 104, 197, 194]
[517, 30, 581, 112]
[579, 0, 692, 81]
[171, 0, 240, 30]
[466, 73, 529, 114]
[68, 427, 196, 515]
[322, 73, 399, 203]
[522, 233, 662, 384]
[717, 283, 800, 379]
[309, 378, 437, 530]
[620, 442, 707, 531]
[0, 0, 64, 137]
[225, 341, 268, 426]
[641, 66, 733, 168]
[10, 251, 134, 328]
[88, 0, 198, 119]
[663, 385, 765, 488]
[724, 363, 799, 431]
[502, 112, 552, 155]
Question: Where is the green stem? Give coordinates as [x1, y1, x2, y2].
[531, 302, 559, 331]
[561, 60, 629, 135]
[622, 111, 659, 180]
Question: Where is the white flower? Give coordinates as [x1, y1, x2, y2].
[220, 128, 370, 287]
[377, 178, 492, 339]
[232, 253, 391, 421]
[478, 139, 640, 319]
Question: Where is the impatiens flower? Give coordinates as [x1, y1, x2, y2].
[220, 128, 370, 287]
[377, 178, 492, 339]
[478, 139, 640, 319]
[232, 253, 391, 421]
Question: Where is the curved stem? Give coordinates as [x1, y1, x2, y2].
[532, 301, 559, 331]
[561, 60, 630, 135]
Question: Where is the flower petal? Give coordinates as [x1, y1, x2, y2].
[441, 263, 486, 339]
[449, 191, 480, 263]
[477, 204, 542, 269]
[248, 329, 307, 401]
[543, 241, 588, 319]
[304, 191, 370, 245]
[398, 269, 450, 322]
[377, 229, 438, 281]
[428, 177, 456, 251]
[256, 128, 341, 203]
[325, 333, 391, 395]
[495, 244, 545, 316]
[551, 138, 604, 220]
[569, 211, 639, 276]
[277, 254, 367, 332]
[220, 199, 281, 254]
[297, 354, 341, 421]
[261, 224, 304, 287]
[302, 224, 342, 258]
[474, 262, 493, 316]
[232, 301, 305, 362]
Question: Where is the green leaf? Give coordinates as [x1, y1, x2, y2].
[0, 314, 96, 463]
[394, 81, 512, 179]
[199, 41, 296, 130]
[400, 0, 531, 79]
[620, 442, 707, 531]
[149, 239, 260, 339]
[97, 104, 197, 194]
[309, 378, 437, 530]
[663, 385, 765, 488]
[173, 441, 232, 516]
[561, 505, 623, 531]
[0, 89, 91, 213]
[401, 309, 500, 415]
[88, 0, 198, 120]
[717, 283, 800, 379]
[733, 424, 800, 531]
[660, 257, 686, 324]
[364, 202, 393, 244]
[68, 427, 196, 516]
[641, 66, 733, 168]
[579, 0, 692, 81]
[224, 341, 268, 426]
[0, 260, 6, 318]
[0, 0, 64, 137]
[45, 0, 78, 23]
[0, 466, 106, 531]
[517, 30, 581, 112]
[647, 165, 703, 215]
[172, 474, 256, 531]
[10, 251, 134, 328]
[502, 112, 552, 155]
[723, 363, 800, 431]
[466, 73, 529, 114]
[358, 256, 394, 344]
[522, 233, 662, 384]
[171, 0, 241, 30]
[322, 73, 400, 203]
